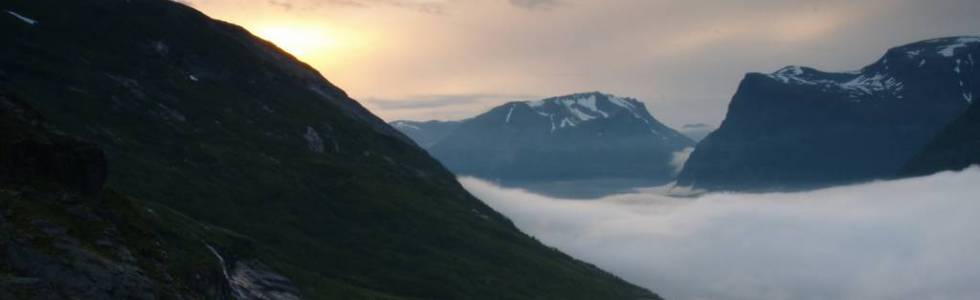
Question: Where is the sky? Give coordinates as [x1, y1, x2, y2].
[461, 167, 980, 300]
[183, 0, 980, 127]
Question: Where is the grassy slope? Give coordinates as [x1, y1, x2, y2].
[0, 0, 659, 299]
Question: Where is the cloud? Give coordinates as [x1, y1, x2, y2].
[460, 167, 980, 300]
[187, 0, 980, 127]
[267, 0, 294, 10]
[365, 93, 535, 110]
[252, 0, 452, 13]
[509, 0, 560, 10]
[682, 123, 712, 129]
[669, 147, 694, 175]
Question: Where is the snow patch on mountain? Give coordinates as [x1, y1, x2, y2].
[937, 36, 980, 57]
[768, 66, 904, 99]
[576, 96, 605, 117]
[5, 10, 37, 26]
[765, 37, 980, 101]
[524, 93, 649, 130]
[391, 121, 421, 131]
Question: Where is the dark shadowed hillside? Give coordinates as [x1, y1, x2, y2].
[0, 1, 659, 299]
[903, 100, 980, 176]
[0, 93, 286, 299]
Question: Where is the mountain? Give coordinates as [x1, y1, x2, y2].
[0, 93, 291, 299]
[902, 99, 980, 176]
[677, 36, 977, 191]
[426, 92, 694, 184]
[0, 1, 659, 299]
[390, 120, 461, 148]
[678, 123, 716, 142]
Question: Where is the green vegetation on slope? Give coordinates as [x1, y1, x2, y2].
[0, 0, 659, 299]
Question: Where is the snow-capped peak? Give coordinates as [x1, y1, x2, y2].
[763, 37, 980, 102]
[512, 92, 662, 133]
[524, 92, 643, 127]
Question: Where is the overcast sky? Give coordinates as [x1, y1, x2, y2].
[185, 0, 980, 127]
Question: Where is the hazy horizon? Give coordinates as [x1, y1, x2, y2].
[183, 0, 980, 127]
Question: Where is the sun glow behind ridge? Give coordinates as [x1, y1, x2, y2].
[254, 24, 337, 57]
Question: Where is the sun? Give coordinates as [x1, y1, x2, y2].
[254, 24, 337, 58]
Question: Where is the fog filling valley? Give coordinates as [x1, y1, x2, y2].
[460, 168, 980, 300]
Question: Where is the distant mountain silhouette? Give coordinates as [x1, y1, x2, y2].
[390, 120, 461, 148]
[677, 36, 978, 191]
[397, 92, 693, 186]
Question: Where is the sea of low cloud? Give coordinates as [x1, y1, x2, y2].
[460, 167, 980, 300]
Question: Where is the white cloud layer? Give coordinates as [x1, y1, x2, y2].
[460, 167, 980, 300]
[669, 147, 695, 175]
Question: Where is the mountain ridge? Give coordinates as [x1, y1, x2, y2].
[0, 0, 660, 299]
[677, 36, 977, 191]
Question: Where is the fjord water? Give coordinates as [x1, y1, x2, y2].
[462, 168, 980, 300]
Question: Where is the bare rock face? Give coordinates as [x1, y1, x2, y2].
[229, 260, 302, 300]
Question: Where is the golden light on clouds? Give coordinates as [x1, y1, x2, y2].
[182, 0, 377, 79]
[181, 0, 980, 126]
[248, 20, 374, 74]
[253, 24, 337, 57]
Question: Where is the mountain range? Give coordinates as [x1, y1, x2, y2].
[0, 0, 658, 299]
[676, 36, 978, 191]
[394, 92, 694, 186]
